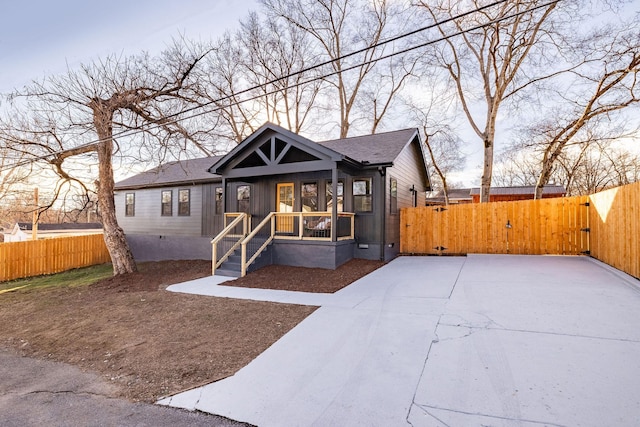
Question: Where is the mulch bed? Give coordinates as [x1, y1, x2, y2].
[0, 258, 383, 403]
[225, 259, 385, 293]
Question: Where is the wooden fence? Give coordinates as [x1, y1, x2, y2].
[589, 181, 640, 280]
[401, 182, 640, 280]
[0, 234, 111, 282]
[401, 195, 590, 256]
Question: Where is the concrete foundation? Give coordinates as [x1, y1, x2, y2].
[126, 234, 212, 262]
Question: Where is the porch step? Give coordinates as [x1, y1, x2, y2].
[214, 268, 242, 278]
[215, 242, 273, 277]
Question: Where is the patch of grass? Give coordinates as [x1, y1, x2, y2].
[0, 263, 113, 293]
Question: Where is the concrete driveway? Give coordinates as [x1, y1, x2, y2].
[163, 255, 640, 427]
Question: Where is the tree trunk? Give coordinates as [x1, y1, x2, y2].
[534, 159, 554, 200]
[93, 105, 137, 275]
[480, 138, 494, 203]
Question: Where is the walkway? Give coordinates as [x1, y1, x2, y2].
[161, 255, 640, 427]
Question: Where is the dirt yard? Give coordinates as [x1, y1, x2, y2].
[0, 259, 383, 403]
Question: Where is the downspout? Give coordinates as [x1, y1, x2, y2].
[380, 169, 386, 262]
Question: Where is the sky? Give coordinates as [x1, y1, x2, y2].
[1, 0, 638, 188]
[0, 0, 258, 95]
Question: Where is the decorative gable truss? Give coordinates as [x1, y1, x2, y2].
[235, 136, 321, 169]
[214, 129, 346, 179]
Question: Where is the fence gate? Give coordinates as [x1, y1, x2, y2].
[400, 196, 590, 256]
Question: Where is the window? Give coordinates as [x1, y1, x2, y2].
[301, 183, 318, 212]
[178, 189, 190, 216]
[161, 190, 172, 216]
[326, 181, 344, 212]
[237, 185, 251, 213]
[353, 178, 372, 212]
[215, 187, 223, 215]
[125, 193, 135, 217]
[390, 177, 398, 215]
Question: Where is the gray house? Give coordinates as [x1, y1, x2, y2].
[114, 123, 430, 276]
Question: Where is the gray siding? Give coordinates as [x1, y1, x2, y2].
[384, 138, 429, 260]
[115, 184, 203, 236]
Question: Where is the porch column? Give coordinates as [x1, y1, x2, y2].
[222, 178, 227, 213]
[331, 165, 338, 242]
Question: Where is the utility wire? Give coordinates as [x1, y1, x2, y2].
[1, 0, 560, 173]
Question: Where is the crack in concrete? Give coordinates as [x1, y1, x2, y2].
[406, 258, 467, 427]
[193, 386, 204, 410]
[414, 403, 568, 427]
[408, 402, 452, 427]
[437, 322, 640, 344]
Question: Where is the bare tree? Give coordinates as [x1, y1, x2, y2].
[530, 25, 640, 198]
[239, 12, 324, 134]
[0, 148, 30, 210]
[261, 0, 411, 137]
[416, 0, 563, 202]
[0, 40, 214, 275]
[406, 80, 466, 204]
[493, 149, 541, 187]
[359, 53, 420, 134]
[555, 140, 640, 195]
[496, 133, 640, 196]
[201, 31, 260, 143]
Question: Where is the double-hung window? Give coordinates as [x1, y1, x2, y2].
[125, 193, 135, 217]
[161, 190, 172, 216]
[178, 189, 190, 216]
[326, 181, 344, 212]
[353, 178, 372, 212]
[301, 183, 318, 212]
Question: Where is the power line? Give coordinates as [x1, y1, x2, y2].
[1, 0, 560, 173]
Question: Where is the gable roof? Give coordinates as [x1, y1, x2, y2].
[209, 123, 347, 174]
[317, 128, 419, 165]
[115, 156, 223, 190]
[115, 124, 427, 189]
[469, 185, 566, 196]
[427, 188, 473, 199]
[209, 123, 422, 175]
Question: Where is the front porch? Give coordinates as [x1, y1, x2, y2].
[212, 212, 355, 277]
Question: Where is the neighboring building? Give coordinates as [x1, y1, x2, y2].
[114, 123, 430, 275]
[425, 188, 474, 205]
[469, 185, 566, 203]
[3, 222, 103, 242]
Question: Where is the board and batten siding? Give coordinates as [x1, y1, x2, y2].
[201, 183, 225, 237]
[115, 185, 203, 236]
[384, 138, 429, 260]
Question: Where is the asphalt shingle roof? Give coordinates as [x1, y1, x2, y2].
[318, 128, 418, 164]
[469, 185, 566, 196]
[115, 128, 420, 189]
[115, 156, 223, 189]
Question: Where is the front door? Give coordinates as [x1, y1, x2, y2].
[276, 182, 294, 233]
